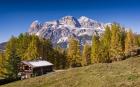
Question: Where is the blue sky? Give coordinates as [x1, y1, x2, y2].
[0, 0, 140, 43]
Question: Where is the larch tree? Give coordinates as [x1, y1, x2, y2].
[120, 28, 126, 52]
[101, 26, 112, 62]
[0, 53, 2, 76]
[75, 41, 82, 67]
[82, 44, 91, 66]
[3, 36, 21, 79]
[91, 34, 102, 63]
[0, 52, 5, 76]
[135, 34, 140, 47]
[16, 33, 32, 60]
[125, 29, 137, 56]
[110, 23, 124, 61]
[23, 36, 40, 60]
[67, 37, 82, 67]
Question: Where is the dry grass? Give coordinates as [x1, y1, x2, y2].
[1, 56, 140, 87]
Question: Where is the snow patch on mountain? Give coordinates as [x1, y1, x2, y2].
[28, 16, 107, 47]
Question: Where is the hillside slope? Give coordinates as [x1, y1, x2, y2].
[1, 56, 140, 87]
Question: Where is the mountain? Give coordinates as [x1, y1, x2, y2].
[0, 42, 7, 51]
[28, 16, 107, 47]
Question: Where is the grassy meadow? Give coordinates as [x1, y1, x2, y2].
[1, 56, 140, 87]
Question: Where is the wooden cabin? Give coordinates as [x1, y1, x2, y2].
[19, 60, 53, 79]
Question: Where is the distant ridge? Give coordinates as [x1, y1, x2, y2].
[0, 42, 7, 51]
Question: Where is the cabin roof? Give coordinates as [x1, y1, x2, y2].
[21, 60, 53, 68]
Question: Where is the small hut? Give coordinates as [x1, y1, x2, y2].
[19, 60, 53, 79]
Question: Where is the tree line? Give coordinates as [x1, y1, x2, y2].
[67, 23, 140, 67]
[0, 23, 140, 80]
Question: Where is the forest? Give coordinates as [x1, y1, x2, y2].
[0, 23, 140, 80]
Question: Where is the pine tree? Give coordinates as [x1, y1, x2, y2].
[82, 44, 91, 66]
[53, 48, 60, 69]
[60, 49, 67, 69]
[53, 46, 67, 69]
[39, 38, 55, 64]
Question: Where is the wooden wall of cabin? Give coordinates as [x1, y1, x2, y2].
[33, 66, 53, 76]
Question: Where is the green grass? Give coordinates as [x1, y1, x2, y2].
[1, 56, 140, 87]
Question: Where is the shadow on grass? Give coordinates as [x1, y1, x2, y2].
[0, 78, 19, 85]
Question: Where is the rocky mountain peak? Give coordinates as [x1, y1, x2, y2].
[60, 16, 81, 27]
[28, 16, 106, 48]
[78, 16, 93, 22]
[78, 16, 101, 28]
[29, 20, 42, 34]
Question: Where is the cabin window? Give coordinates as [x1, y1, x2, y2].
[24, 66, 29, 70]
